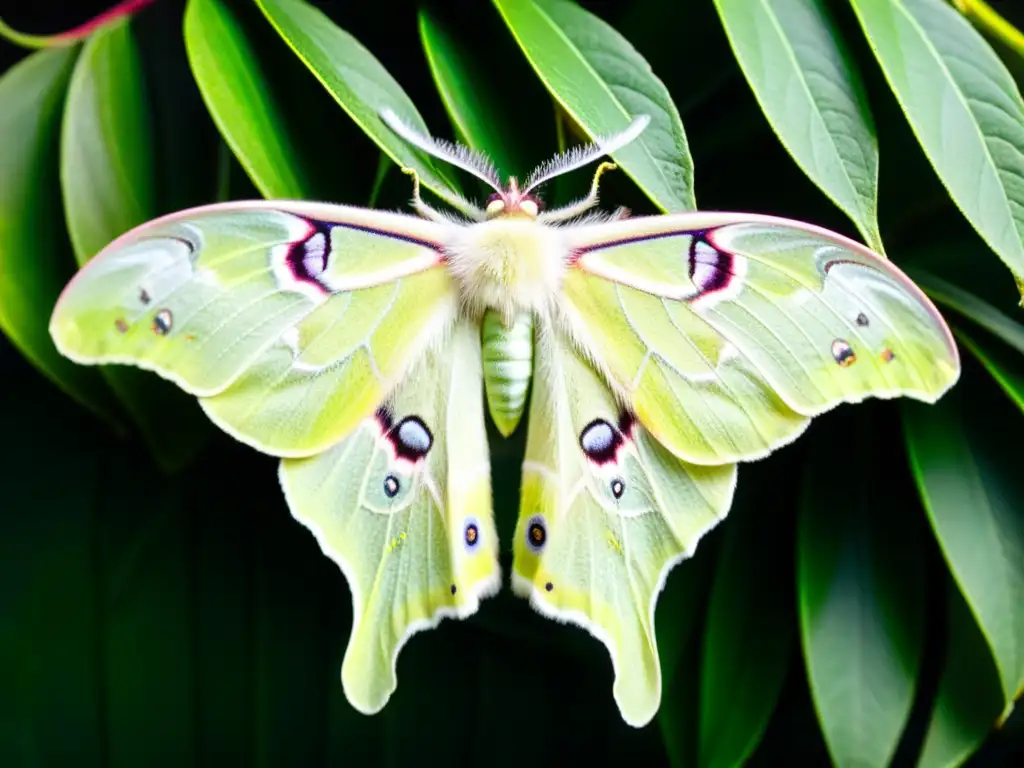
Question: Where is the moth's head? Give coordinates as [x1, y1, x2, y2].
[379, 107, 650, 222]
[484, 178, 543, 220]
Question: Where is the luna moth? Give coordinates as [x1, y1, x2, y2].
[48, 109, 959, 728]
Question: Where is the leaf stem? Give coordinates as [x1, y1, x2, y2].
[952, 0, 1024, 60]
[0, 0, 157, 49]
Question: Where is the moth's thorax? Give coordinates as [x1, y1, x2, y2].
[444, 215, 567, 322]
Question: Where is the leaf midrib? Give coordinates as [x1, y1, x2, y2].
[752, 0, 874, 236]
[501, 0, 677, 212]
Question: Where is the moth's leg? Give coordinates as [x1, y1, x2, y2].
[538, 162, 619, 223]
[401, 168, 485, 223]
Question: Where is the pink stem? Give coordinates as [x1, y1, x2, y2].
[53, 0, 158, 41]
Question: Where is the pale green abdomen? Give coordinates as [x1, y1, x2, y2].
[481, 309, 534, 437]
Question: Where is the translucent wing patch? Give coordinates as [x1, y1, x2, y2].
[280, 318, 499, 714]
[559, 213, 960, 464]
[512, 325, 736, 727]
[50, 200, 459, 456]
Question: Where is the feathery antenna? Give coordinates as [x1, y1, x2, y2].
[523, 114, 651, 193]
[380, 108, 503, 193]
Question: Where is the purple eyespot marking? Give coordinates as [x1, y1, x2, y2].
[376, 407, 433, 462]
[580, 416, 632, 465]
[279, 215, 444, 294]
[284, 219, 334, 294]
[688, 234, 736, 301]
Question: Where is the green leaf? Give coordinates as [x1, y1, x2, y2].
[0, 45, 120, 429]
[61, 17, 209, 474]
[903, 375, 1024, 708]
[493, 0, 695, 212]
[184, 0, 312, 199]
[698, 460, 794, 768]
[61, 19, 153, 268]
[418, 9, 531, 182]
[907, 267, 1024, 354]
[713, 0, 881, 250]
[657, 533, 720, 766]
[917, 580, 1005, 768]
[799, 409, 926, 767]
[849, 0, 1024, 287]
[252, 0, 464, 208]
[955, 327, 1024, 414]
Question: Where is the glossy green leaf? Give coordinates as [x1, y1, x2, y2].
[184, 0, 312, 199]
[657, 533, 719, 766]
[904, 377, 1024, 708]
[62, 19, 153, 267]
[714, 0, 881, 250]
[493, 0, 695, 212]
[418, 10, 531, 182]
[253, 0, 463, 207]
[955, 328, 1024, 414]
[698, 460, 794, 768]
[918, 580, 1005, 768]
[0, 45, 120, 428]
[849, 0, 1024, 286]
[908, 267, 1024, 354]
[799, 409, 925, 767]
[61, 17, 209, 473]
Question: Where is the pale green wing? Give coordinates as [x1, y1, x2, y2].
[512, 322, 736, 728]
[49, 200, 458, 456]
[558, 212, 960, 465]
[280, 318, 499, 714]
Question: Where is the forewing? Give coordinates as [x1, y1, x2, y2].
[50, 200, 458, 456]
[280, 318, 499, 714]
[512, 324, 736, 728]
[559, 212, 960, 464]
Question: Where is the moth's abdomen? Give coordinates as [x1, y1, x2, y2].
[482, 309, 533, 437]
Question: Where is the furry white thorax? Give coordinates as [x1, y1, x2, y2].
[443, 214, 570, 324]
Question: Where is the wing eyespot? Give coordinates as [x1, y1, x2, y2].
[525, 514, 547, 553]
[830, 339, 856, 367]
[394, 416, 433, 460]
[383, 475, 400, 497]
[377, 409, 434, 462]
[463, 517, 481, 551]
[579, 418, 627, 464]
[153, 309, 173, 335]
